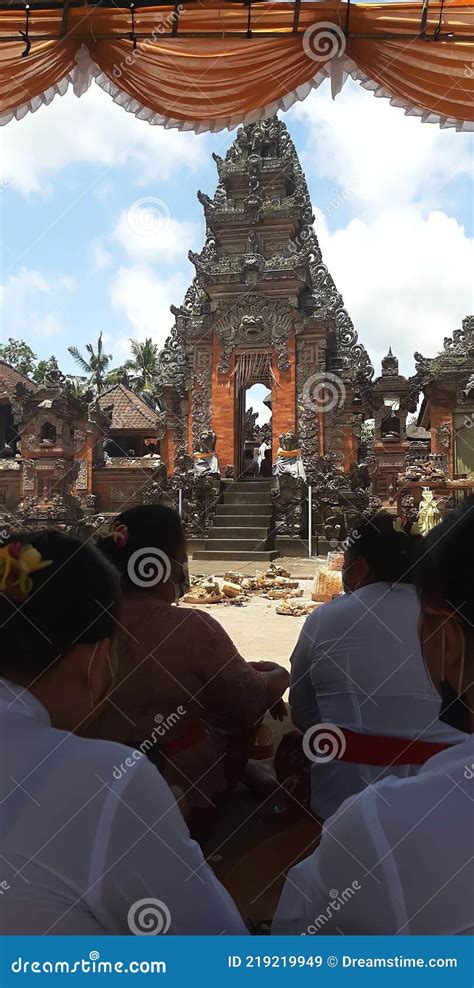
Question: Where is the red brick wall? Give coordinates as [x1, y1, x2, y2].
[342, 419, 358, 471]
[271, 336, 296, 454]
[85, 429, 96, 494]
[211, 337, 236, 470]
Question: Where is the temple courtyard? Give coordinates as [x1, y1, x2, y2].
[187, 556, 323, 665]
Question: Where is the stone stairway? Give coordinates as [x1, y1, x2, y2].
[193, 480, 279, 562]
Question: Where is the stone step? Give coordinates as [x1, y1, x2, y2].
[210, 526, 269, 540]
[228, 481, 273, 492]
[193, 550, 280, 562]
[224, 492, 272, 505]
[212, 515, 271, 528]
[215, 504, 272, 518]
[204, 538, 271, 552]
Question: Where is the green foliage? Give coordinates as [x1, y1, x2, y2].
[0, 338, 37, 377]
[360, 419, 374, 445]
[0, 335, 162, 403]
[124, 338, 161, 394]
[68, 332, 113, 394]
[33, 359, 51, 384]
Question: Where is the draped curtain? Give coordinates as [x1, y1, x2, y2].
[1, 2, 473, 131]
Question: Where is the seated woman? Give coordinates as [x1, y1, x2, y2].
[92, 505, 289, 839]
[0, 532, 247, 935]
[274, 498, 474, 934]
[289, 512, 464, 820]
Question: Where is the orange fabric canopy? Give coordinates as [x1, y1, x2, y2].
[0, 2, 473, 131]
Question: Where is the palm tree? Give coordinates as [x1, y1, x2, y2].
[65, 376, 93, 401]
[68, 332, 113, 394]
[123, 338, 161, 396]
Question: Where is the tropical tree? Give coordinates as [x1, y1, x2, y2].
[68, 332, 113, 394]
[104, 365, 132, 389]
[0, 338, 37, 377]
[123, 338, 161, 396]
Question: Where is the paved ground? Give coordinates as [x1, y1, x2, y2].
[190, 554, 322, 579]
[187, 588, 310, 666]
[188, 557, 324, 666]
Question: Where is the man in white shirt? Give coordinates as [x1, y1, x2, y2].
[289, 514, 464, 819]
[0, 681, 247, 935]
[275, 499, 474, 936]
[0, 531, 246, 936]
[273, 737, 474, 935]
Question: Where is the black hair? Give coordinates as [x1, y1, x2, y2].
[0, 531, 120, 679]
[98, 504, 184, 592]
[345, 511, 420, 585]
[414, 496, 474, 632]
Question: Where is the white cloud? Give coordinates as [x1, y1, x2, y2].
[0, 267, 76, 344]
[286, 82, 473, 377]
[289, 81, 473, 216]
[109, 264, 186, 353]
[113, 206, 199, 263]
[246, 383, 271, 425]
[315, 206, 473, 376]
[90, 240, 112, 271]
[1, 85, 209, 196]
[33, 314, 64, 339]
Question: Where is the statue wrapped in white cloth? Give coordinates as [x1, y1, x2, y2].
[273, 432, 306, 481]
[193, 429, 220, 477]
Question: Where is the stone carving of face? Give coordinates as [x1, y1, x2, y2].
[199, 429, 216, 453]
[279, 432, 297, 451]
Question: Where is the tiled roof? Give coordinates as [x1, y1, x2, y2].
[98, 384, 160, 432]
[0, 361, 36, 398]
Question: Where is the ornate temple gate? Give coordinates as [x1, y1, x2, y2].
[155, 117, 377, 552]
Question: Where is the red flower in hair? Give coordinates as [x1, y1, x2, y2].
[113, 524, 129, 549]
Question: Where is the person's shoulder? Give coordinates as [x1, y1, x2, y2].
[324, 768, 417, 840]
[418, 736, 474, 780]
[328, 743, 469, 842]
[61, 730, 178, 802]
[50, 729, 157, 781]
[305, 593, 348, 630]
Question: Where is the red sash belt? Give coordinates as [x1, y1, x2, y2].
[338, 728, 452, 766]
[163, 720, 207, 757]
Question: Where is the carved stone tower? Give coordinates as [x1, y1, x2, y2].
[157, 116, 373, 483]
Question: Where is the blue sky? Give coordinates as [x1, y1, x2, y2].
[1, 74, 473, 406]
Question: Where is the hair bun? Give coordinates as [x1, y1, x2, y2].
[97, 523, 129, 549]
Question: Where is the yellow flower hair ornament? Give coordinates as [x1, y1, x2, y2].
[97, 523, 129, 549]
[0, 543, 53, 601]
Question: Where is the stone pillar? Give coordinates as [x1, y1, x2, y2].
[211, 337, 235, 471]
[342, 413, 359, 471]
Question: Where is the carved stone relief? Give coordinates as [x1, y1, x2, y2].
[213, 294, 293, 373]
[76, 459, 88, 490]
[191, 349, 212, 446]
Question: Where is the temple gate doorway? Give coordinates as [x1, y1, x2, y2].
[235, 350, 272, 478]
